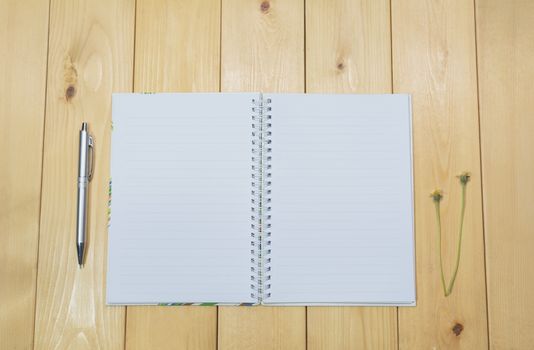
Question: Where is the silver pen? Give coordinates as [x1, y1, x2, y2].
[76, 122, 94, 268]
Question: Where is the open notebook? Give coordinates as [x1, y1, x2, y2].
[107, 93, 415, 306]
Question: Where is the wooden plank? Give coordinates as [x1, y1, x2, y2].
[476, 0, 534, 348]
[0, 0, 49, 348]
[218, 308, 305, 349]
[392, 0, 488, 348]
[126, 307, 216, 350]
[306, 0, 392, 92]
[218, 0, 306, 349]
[33, 0, 135, 348]
[125, 0, 219, 348]
[220, 0, 304, 92]
[305, 0, 397, 348]
[308, 307, 397, 350]
[132, 0, 221, 93]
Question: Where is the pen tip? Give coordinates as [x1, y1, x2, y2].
[82, 122, 88, 131]
[77, 242, 85, 267]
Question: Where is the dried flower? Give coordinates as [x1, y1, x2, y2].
[457, 171, 471, 186]
[430, 189, 443, 203]
[431, 172, 472, 297]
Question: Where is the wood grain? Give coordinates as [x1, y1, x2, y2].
[125, 0, 220, 348]
[126, 307, 216, 350]
[220, 0, 304, 92]
[476, 0, 534, 348]
[306, 0, 392, 93]
[33, 0, 134, 348]
[305, 0, 397, 348]
[392, 0, 488, 348]
[218, 307, 305, 350]
[308, 307, 397, 350]
[132, 0, 221, 93]
[0, 0, 49, 348]
[218, 0, 306, 349]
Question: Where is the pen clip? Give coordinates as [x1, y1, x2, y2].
[87, 135, 94, 182]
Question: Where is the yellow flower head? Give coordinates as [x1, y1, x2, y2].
[457, 171, 471, 186]
[430, 189, 443, 203]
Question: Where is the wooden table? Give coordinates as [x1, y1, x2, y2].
[1, 0, 532, 349]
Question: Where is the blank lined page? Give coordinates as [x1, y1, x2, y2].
[266, 94, 415, 305]
[107, 93, 256, 304]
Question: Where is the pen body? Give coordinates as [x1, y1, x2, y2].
[76, 123, 92, 264]
[76, 182, 88, 244]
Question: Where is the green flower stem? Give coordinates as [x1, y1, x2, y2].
[434, 200, 448, 297]
[447, 182, 467, 296]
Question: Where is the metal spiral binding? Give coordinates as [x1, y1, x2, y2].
[250, 93, 273, 304]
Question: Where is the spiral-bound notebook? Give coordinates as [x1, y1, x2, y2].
[107, 92, 415, 306]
